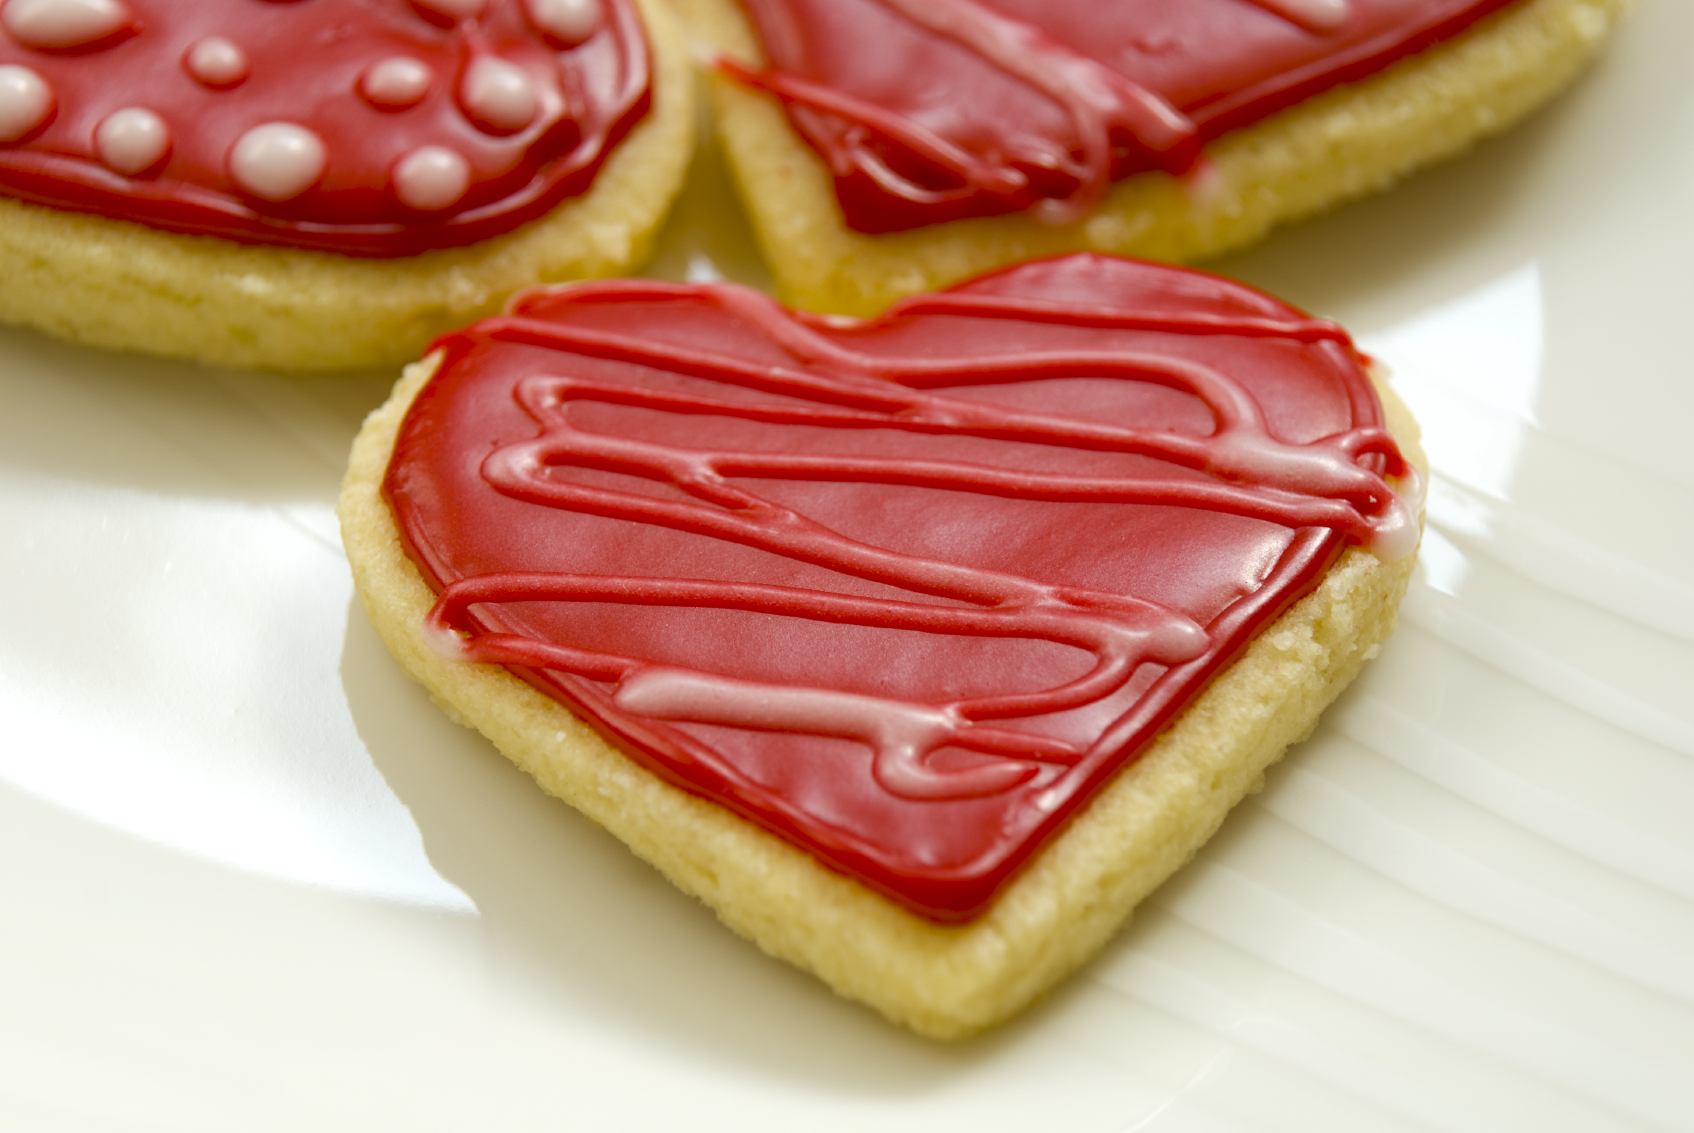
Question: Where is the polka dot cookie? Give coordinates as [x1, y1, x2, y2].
[0, 0, 693, 370]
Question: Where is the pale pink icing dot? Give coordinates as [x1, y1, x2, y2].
[94, 106, 169, 174]
[360, 56, 433, 109]
[228, 122, 326, 202]
[1, 0, 133, 50]
[459, 56, 537, 133]
[0, 63, 52, 143]
[525, 0, 600, 45]
[184, 36, 249, 88]
[410, 0, 485, 21]
[393, 145, 471, 210]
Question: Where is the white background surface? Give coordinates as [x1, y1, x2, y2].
[3, 4, 1692, 1129]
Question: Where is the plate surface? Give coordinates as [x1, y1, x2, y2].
[3, 5, 1692, 1129]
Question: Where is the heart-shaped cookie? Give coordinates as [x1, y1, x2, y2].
[720, 0, 1535, 230]
[341, 253, 1423, 1035]
[674, 0, 1625, 313]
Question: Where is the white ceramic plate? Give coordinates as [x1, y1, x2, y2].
[3, 6, 1691, 1129]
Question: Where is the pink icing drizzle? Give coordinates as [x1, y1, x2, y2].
[723, 0, 1520, 232]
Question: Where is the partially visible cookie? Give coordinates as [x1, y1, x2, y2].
[339, 254, 1424, 1038]
[0, 0, 693, 370]
[673, 0, 1625, 315]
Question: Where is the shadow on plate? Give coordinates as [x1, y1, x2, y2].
[0, 324, 393, 503]
[338, 597, 1072, 1093]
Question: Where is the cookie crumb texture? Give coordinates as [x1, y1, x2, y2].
[339, 261, 1425, 1038]
[676, 0, 1626, 315]
[0, 0, 694, 370]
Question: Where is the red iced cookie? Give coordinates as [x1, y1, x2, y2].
[673, 0, 1625, 315]
[0, 0, 649, 254]
[721, 0, 1522, 231]
[342, 253, 1424, 1035]
[0, 0, 694, 370]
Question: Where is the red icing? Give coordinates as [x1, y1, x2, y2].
[383, 254, 1417, 920]
[726, 0, 1519, 232]
[0, 0, 649, 255]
